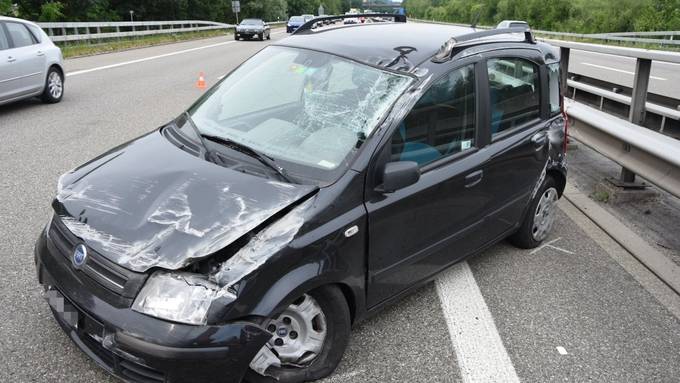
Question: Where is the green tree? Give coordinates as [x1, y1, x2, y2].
[39, 1, 64, 21]
[0, 0, 13, 16]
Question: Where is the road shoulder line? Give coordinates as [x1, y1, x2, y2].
[66, 31, 286, 78]
[436, 261, 520, 383]
[562, 182, 680, 309]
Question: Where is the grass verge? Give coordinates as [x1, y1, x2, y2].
[58, 29, 232, 58]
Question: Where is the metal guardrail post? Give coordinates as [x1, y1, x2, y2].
[619, 58, 652, 185]
[559, 47, 570, 97]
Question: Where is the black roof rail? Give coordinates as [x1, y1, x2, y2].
[292, 13, 407, 35]
[432, 27, 537, 63]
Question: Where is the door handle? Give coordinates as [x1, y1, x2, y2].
[531, 132, 547, 148]
[7, 56, 16, 63]
[37, 51, 45, 56]
[465, 170, 483, 188]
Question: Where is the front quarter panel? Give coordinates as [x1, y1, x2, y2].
[213, 170, 368, 324]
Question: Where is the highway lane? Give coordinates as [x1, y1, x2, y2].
[1, 33, 680, 383]
[569, 49, 680, 100]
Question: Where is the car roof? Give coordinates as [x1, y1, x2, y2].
[276, 22, 495, 72]
[0, 16, 39, 26]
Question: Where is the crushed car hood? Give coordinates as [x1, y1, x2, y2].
[54, 130, 316, 273]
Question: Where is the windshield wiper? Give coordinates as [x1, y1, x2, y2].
[201, 134, 295, 184]
[182, 112, 214, 162]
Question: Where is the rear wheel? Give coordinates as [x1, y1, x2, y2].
[245, 285, 350, 383]
[509, 176, 559, 249]
[41, 67, 63, 104]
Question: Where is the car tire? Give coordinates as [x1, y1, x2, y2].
[235, 34, 239, 40]
[509, 175, 559, 249]
[41, 67, 64, 104]
[244, 285, 350, 383]
[267, 31, 271, 40]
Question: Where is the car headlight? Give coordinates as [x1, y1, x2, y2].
[132, 271, 228, 325]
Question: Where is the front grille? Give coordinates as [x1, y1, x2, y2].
[48, 215, 147, 299]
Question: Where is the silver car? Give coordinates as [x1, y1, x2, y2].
[0, 16, 64, 106]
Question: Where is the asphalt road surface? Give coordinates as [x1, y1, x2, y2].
[569, 49, 680, 101]
[1, 32, 680, 382]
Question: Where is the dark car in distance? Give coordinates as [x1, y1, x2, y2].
[287, 16, 305, 33]
[235, 18, 270, 41]
[36, 15, 567, 383]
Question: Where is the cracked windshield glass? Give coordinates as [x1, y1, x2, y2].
[189, 46, 412, 173]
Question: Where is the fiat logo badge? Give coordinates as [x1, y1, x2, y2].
[72, 244, 88, 269]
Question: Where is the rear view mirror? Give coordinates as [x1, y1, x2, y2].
[381, 161, 420, 193]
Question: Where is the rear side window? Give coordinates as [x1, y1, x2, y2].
[0, 25, 9, 50]
[391, 64, 476, 167]
[5, 22, 36, 48]
[548, 63, 561, 115]
[487, 58, 540, 134]
[27, 24, 43, 43]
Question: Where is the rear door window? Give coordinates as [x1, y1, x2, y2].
[5, 22, 36, 48]
[0, 24, 10, 50]
[487, 58, 540, 135]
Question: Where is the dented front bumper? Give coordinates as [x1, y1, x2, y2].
[35, 231, 271, 383]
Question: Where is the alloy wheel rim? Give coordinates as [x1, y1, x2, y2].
[48, 72, 63, 99]
[532, 187, 558, 242]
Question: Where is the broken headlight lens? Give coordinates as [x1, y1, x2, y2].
[132, 271, 221, 325]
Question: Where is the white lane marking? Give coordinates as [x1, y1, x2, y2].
[530, 237, 574, 255]
[575, 50, 680, 68]
[67, 30, 286, 78]
[436, 262, 520, 383]
[556, 346, 568, 355]
[580, 62, 667, 81]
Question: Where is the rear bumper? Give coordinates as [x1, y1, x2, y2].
[35, 230, 271, 383]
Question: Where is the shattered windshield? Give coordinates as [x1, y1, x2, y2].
[189, 46, 412, 180]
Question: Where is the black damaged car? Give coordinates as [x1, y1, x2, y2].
[35, 15, 567, 383]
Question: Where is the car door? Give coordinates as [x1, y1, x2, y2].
[481, 52, 550, 239]
[365, 60, 494, 306]
[0, 22, 13, 101]
[1, 21, 46, 99]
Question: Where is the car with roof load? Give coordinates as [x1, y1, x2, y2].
[0, 16, 64, 106]
[497, 20, 530, 29]
[35, 14, 567, 383]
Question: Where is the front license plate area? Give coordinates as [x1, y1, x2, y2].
[45, 288, 79, 329]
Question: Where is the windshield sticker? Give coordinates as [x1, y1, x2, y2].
[461, 140, 472, 150]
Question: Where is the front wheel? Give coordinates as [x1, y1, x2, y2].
[41, 67, 63, 104]
[267, 31, 271, 40]
[509, 176, 559, 249]
[245, 285, 350, 383]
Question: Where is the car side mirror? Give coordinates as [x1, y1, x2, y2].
[380, 161, 420, 193]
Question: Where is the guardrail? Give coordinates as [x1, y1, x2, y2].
[567, 79, 680, 132]
[410, 18, 680, 46]
[36, 20, 286, 43]
[549, 39, 680, 196]
[565, 99, 680, 198]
